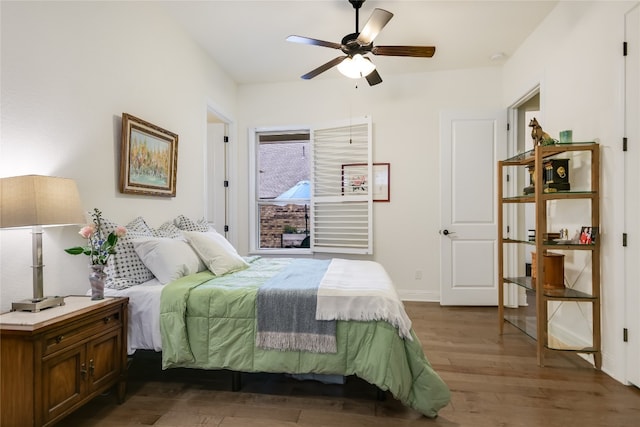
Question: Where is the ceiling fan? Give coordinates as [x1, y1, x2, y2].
[286, 0, 436, 86]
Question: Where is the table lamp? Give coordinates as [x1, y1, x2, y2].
[0, 175, 85, 312]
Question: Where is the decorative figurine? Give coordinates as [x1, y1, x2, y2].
[529, 117, 556, 146]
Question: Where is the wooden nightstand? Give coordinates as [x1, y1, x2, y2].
[0, 296, 129, 427]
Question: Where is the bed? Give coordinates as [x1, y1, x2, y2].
[96, 215, 451, 418]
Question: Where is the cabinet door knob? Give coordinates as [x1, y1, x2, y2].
[80, 363, 87, 378]
[55, 335, 64, 344]
[103, 317, 111, 324]
[89, 359, 95, 377]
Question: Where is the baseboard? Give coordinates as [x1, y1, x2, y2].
[398, 290, 440, 302]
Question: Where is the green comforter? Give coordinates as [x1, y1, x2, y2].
[160, 257, 450, 418]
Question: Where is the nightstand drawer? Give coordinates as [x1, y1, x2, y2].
[43, 307, 122, 356]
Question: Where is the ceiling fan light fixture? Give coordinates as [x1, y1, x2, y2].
[337, 54, 376, 79]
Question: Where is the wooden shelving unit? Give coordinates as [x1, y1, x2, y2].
[497, 143, 601, 368]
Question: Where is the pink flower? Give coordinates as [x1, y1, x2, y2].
[351, 176, 366, 186]
[79, 225, 96, 239]
[115, 226, 127, 237]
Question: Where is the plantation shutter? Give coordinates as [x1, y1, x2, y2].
[310, 117, 372, 254]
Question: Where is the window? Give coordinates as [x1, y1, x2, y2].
[249, 117, 372, 254]
[252, 131, 311, 250]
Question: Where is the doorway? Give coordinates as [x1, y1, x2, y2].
[504, 89, 541, 308]
[205, 104, 233, 242]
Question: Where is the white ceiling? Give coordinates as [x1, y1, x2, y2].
[161, 0, 558, 85]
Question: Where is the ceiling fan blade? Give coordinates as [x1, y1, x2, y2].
[301, 56, 346, 80]
[356, 8, 393, 45]
[365, 69, 383, 86]
[287, 35, 342, 50]
[372, 45, 436, 57]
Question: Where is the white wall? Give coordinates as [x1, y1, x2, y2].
[0, 1, 237, 311]
[1, 0, 633, 386]
[502, 1, 637, 383]
[235, 0, 638, 383]
[236, 67, 504, 301]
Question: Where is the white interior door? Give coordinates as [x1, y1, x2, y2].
[440, 110, 507, 305]
[625, 3, 640, 388]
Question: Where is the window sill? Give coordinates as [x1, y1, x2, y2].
[249, 248, 312, 256]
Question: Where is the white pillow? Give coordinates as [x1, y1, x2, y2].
[132, 237, 206, 285]
[184, 231, 249, 276]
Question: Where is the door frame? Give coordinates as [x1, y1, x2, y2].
[624, 3, 640, 388]
[205, 100, 235, 244]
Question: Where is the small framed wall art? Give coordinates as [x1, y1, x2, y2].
[120, 113, 178, 197]
[579, 226, 598, 244]
[341, 162, 390, 202]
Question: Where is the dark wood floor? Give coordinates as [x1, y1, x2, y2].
[64, 302, 640, 426]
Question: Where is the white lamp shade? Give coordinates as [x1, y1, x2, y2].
[337, 54, 376, 79]
[0, 175, 86, 228]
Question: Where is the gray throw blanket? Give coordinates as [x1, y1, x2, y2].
[256, 259, 336, 353]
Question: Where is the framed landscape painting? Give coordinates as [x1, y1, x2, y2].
[120, 113, 178, 197]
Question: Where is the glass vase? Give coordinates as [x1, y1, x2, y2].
[89, 264, 106, 300]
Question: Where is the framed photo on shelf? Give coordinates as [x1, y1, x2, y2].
[120, 113, 178, 197]
[579, 226, 598, 244]
[341, 162, 390, 202]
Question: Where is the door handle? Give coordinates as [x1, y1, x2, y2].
[440, 229, 456, 236]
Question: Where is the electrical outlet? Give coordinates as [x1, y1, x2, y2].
[414, 270, 422, 280]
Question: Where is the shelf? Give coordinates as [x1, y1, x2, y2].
[542, 287, 597, 300]
[498, 142, 601, 368]
[543, 241, 597, 250]
[504, 276, 533, 290]
[502, 239, 596, 250]
[503, 238, 535, 245]
[546, 326, 596, 352]
[502, 195, 534, 203]
[502, 191, 597, 204]
[544, 345, 598, 353]
[501, 142, 598, 165]
[541, 191, 597, 201]
[504, 276, 596, 300]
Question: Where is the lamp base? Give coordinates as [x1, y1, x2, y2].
[11, 296, 65, 312]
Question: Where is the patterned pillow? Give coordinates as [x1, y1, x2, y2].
[102, 216, 155, 290]
[153, 221, 183, 238]
[173, 215, 210, 232]
[126, 216, 154, 234]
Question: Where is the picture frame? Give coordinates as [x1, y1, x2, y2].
[341, 162, 390, 202]
[120, 113, 178, 197]
[579, 226, 598, 244]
